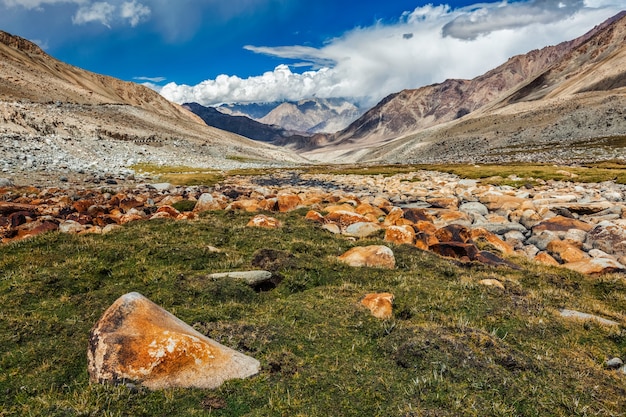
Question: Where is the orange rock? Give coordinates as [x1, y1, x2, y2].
[414, 221, 438, 234]
[372, 196, 393, 209]
[305, 210, 325, 223]
[355, 203, 386, 218]
[156, 205, 181, 218]
[479, 195, 525, 211]
[246, 214, 281, 228]
[361, 293, 394, 319]
[415, 232, 438, 251]
[338, 245, 395, 269]
[324, 204, 356, 213]
[277, 194, 302, 212]
[546, 240, 589, 264]
[257, 198, 278, 212]
[384, 225, 415, 245]
[232, 199, 262, 212]
[383, 207, 404, 226]
[88, 292, 260, 390]
[471, 228, 515, 255]
[533, 216, 593, 233]
[72, 199, 95, 213]
[325, 210, 371, 227]
[427, 197, 459, 210]
[120, 197, 144, 212]
[563, 258, 626, 275]
[434, 210, 472, 226]
[534, 252, 560, 266]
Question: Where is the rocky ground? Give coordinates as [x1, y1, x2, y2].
[2, 169, 626, 277]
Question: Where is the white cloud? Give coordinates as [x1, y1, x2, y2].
[160, 0, 625, 107]
[120, 0, 150, 26]
[3, 0, 151, 27]
[133, 75, 166, 82]
[1, 0, 84, 9]
[72, 1, 115, 26]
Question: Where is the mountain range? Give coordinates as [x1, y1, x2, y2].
[303, 11, 626, 163]
[1, 11, 625, 177]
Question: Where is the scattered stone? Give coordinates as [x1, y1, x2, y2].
[360, 293, 394, 319]
[344, 222, 382, 238]
[606, 357, 624, 369]
[338, 245, 396, 269]
[478, 279, 505, 290]
[207, 270, 273, 286]
[246, 214, 281, 228]
[87, 292, 260, 390]
[559, 308, 619, 326]
[0, 177, 13, 187]
[562, 258, 626, 275]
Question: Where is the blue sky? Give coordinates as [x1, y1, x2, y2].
[1, 0, 624, 106]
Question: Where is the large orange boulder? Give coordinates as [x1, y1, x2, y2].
[338, 245, 395, 269]
[88, 292, 260, 390]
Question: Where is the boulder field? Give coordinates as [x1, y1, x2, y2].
[2, 170, 626, 275]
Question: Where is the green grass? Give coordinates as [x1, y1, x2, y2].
[2, 209, 626, 416]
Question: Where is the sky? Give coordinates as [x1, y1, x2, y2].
[0, 0, 624, 107]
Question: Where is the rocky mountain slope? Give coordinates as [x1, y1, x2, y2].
[306, 11, 626, 163]
[0, 30, 303, 185]
[183, 102, 291, 143]
[258, 98, 363, 134]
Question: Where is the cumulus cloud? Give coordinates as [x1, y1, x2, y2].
[160, 0, 625, 107]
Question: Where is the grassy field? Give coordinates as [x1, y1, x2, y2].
[1, 208, 626, 416]
[133, 162, 626, 188]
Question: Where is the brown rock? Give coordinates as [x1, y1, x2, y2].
[471, 228, 515, 255]
[227, 199, 260, 212]
[305, 210, 325, 223]
[324, 204, 356, 213]
[383, 207, 404, 226]
[0, 201, 37, 215]
[156, 206, 181, 218]
[435, 224, 472, 243]
[355, 203, 386, 218]
[257, 198, 278, 212]
[429, 242, 478, 262]
[72, 199, 95, 213]
[427, 197, 459, 210]
[479, 195, 525, 211]
[533, 216, 593, 233]
[325, 210, 371, 227]
[119, 197, 144, 212]
[277, 193, 302, 212]
[247, 214, 281, 228]
[402, 208, 435, 224]
[546, 239, 589, 264]
[534, 252, 561, 266]
[88, 292, 260, 390]
[338, 245, 395, 269]
[361, 293, 394, 319]
[384, 225, 415, 245]
[415, 232, 438, 251]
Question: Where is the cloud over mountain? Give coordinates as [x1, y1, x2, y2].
[159, 0, 624, 107]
